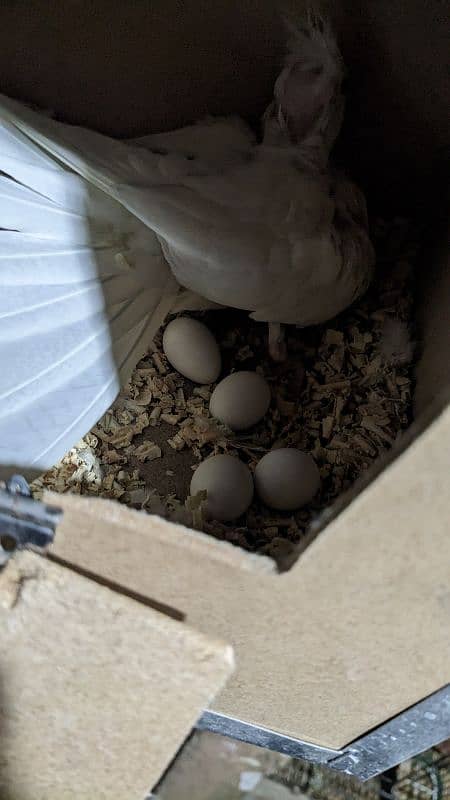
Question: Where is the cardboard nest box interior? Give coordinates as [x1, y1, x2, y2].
[0, 1, 449, 797]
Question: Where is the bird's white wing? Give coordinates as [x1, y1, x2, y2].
[131, 115, 255, 170]
[112, 156, 372, 328]
[0, 106, 180, 474]
[109, 155, 336, 313]
[0, 93, 346, 331]
[249, 227, 374, 325]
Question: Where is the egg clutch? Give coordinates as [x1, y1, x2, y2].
[162, 317, 321, 523]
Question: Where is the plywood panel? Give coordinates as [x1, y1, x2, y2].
[48, 403, 450, 749]
[0, 552, 233, 799]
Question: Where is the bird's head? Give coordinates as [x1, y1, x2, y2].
[263, 9, 345, 170]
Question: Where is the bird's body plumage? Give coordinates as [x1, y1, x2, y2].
[0, 12, 374, 472]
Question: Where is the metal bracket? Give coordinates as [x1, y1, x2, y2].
[197, 685, 450, 781]
[197, 710, 342, 764]
[327, 685, 450, 781]
[0, 475, 62, 562]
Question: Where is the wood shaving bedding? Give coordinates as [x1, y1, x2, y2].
[32, 217, 417, 566]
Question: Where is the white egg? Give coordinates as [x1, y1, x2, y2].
[254, 448, 320, 511]
[190, 454, 254, 522]
[209, 371, 271, 430]
[163, 317, 221, 384]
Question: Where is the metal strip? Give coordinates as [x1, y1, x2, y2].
[327, 685, 450, 781]
[0, 477, 61, 557]
[197, 686, 450, 781]
[196, 710, 343, 763]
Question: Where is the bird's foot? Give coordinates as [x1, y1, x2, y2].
[268, 322, 287, 362]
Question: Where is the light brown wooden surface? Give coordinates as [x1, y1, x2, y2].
[48, 402, 450, 749]
[0, 551, 233, 799]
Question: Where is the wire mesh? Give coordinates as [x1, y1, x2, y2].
[389, 751, 450, 800]
[153, 731, 450, 800]
[268, 748, 450, 800]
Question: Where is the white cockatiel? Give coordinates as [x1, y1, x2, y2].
[0, 11, 374, 473]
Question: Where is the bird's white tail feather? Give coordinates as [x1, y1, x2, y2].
[0, 92, 178, 193]
[0, 119, 63, 170]
[0, 174, 110, 243]
[1, 151, 119, 220]
[0, 101, 180, 471]
[0, 231, 128, 285]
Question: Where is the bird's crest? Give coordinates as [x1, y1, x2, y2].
[264, 7, 345, 169]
